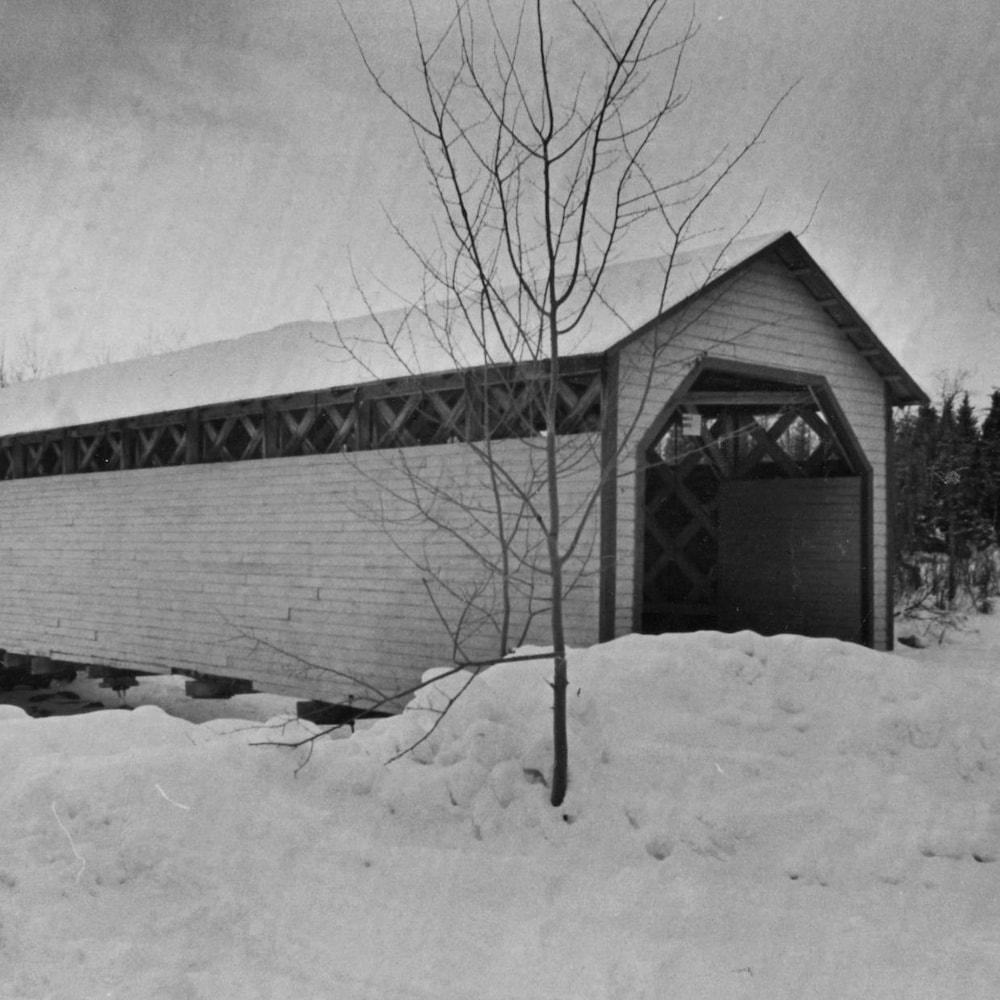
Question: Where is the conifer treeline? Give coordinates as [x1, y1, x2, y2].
[894, 389, 1000, 603]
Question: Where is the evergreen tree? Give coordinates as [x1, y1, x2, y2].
[980, 390, 1000, 536]
[909, 403, 939, 551]
[892, 384, 997, 606]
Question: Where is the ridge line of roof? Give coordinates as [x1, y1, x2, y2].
[0, 231, 926, 437]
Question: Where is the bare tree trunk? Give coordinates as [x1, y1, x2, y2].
[336, 0, 789, 804]
[546, 339, 569, 807]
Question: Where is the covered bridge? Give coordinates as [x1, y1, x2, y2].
[0, 232, 926, 707]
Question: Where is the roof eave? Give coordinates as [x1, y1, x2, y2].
[604, 232, 929, 408]
[768, 233, 928, 407]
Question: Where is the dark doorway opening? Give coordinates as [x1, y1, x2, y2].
[640, 365, 869, 642]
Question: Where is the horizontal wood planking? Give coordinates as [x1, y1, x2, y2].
[614, 254, 891, 647]
[0, 437, 602, 703]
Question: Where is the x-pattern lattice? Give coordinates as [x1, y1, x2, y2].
[276, 402, 357, 456]
[25, 439, 64, 477]
[202, 414, 264, 462]
[76, 431, 125, 473]
[0, 362, 603, 481]
[642, 393, 856, 634]
[135, 424, 187, 468]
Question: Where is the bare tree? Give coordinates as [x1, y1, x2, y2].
[322, 0, 788, 806]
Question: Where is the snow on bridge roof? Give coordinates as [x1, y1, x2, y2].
[0, 232, 923, 438]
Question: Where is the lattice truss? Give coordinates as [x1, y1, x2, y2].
[641, 388, 858, 631]
[0, 363, 602, 480]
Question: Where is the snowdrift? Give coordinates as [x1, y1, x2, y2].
[3, 629, 1000, 999]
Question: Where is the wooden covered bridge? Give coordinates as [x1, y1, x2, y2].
[0, 232, 926, 708]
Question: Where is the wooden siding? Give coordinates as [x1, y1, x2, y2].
[614, 252, 892, 648]
[0, 437, 602, 703]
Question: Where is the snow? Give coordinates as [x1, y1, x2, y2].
[0, 233, 787, 438]
[5, 620, 1000, 999]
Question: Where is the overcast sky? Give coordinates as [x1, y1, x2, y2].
[2, 0, 998, 407]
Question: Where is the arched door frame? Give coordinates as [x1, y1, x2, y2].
[632, 357, 875, 644]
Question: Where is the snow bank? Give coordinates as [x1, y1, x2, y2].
[4, 629, 1000, 999]
[349, 632, 1000, 878]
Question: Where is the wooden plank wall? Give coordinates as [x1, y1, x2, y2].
[0, 436, 602, 704]
[614, 252, 892, 648]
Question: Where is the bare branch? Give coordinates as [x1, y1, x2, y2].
[327, 0, 793, 804]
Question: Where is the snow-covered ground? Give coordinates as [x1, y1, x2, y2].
[4, 618, 1000, 999]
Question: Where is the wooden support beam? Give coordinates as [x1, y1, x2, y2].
[837, 326, 867, 340]
[185, 411, 201, 464]
[598, 353, 618, 642]
[463, 371, 483, 441]
[683, 391, 813, 407]
[355, 388, 370, 451]
[61, 431, 76, 474]
[262, 402, 277, 459]
[119, 427, 133, 470]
